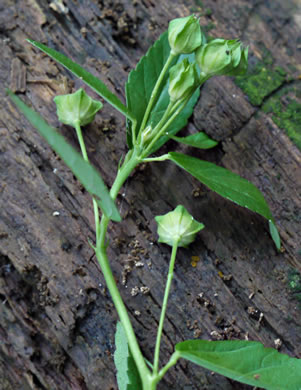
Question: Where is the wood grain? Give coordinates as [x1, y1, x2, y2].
[1, 0, 300, 389]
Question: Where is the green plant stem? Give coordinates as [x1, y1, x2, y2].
[139, 53, 175, 135]
[131, 118, 138, 145]
[95, 247, 151, 383]
[93, 149, 153, 387]
[153, 240, 179, 375]
[74, 120, 100, 239]
[142, 154, 169, 163]
[94, 147, 181, 390]
[142, 96, 189, 157]
[152, 101, 173, 134]
[157, 351, 180, 380]
[138, 101, 173, 149]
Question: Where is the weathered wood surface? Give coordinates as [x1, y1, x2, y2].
[1, 0, 301, 389]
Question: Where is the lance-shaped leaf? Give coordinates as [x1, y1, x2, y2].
[8, 90, 121, 222]
[175, 339, 301, 389]
[170, 132, 218, 149]
[168, 152, 280, 249]
[114, 322, 142, 390]
[27, 39, 135, 122]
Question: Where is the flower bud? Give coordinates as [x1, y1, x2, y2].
[54, 88, 103, 128]
[196, 38, 248, 78]
[168, 59, 200, 103]
[155, 205, 204, 247]
[168, 15, 203, 55]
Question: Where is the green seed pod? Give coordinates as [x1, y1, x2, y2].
[168, 59, 200, 103]
[168, 15, 203, 55]
[155, 205, 204, 247]
[196, 39, 248, 78]
[54, 88, 103, 127]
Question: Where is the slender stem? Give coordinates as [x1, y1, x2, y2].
[151, 101, 173, 135]
[158, 352, 180, 380]
[94, 149, 152, 384]
[138, 101, 173, 149]
[153, 240, 179, 374]
[74, 121, 88, 160]
[74, 121, 100, 240]
[142, 96, 189, 158]
[95, 247, 150, 381]
[142, 154, 169, 163]
[110, 150, 140, 200]
[138, 53, 175, 135]
[131, 118, 138, 145]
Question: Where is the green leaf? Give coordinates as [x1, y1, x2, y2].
[170, 132, 218, 149]
[168, 152, 280, 247]
[125, 31, 177, 148]
[175, 339, 301, 389]
[27, 39, 135, 122]
[168, 152, 273, 219]
[269, 220, 281, 251]
[7, 90, 121, 222]
[114, 322, 142, 390]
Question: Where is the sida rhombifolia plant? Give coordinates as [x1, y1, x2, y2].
[8, 14, 301, 390]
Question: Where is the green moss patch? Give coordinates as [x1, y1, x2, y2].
[262, 85, 301, 150]
[235, 47, 287, 106]
[235, 43, 301, 149]
[288, 269, 301, 309]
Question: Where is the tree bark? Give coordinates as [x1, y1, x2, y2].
[1, 0, 301, 389]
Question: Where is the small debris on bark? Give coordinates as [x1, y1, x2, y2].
[10, 57, 26, 93]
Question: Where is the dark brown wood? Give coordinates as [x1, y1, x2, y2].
[1, 0, 301, 389]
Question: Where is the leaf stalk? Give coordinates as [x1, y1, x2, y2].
[74, 120, 100, 240]
[153, 240, 179, 374]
